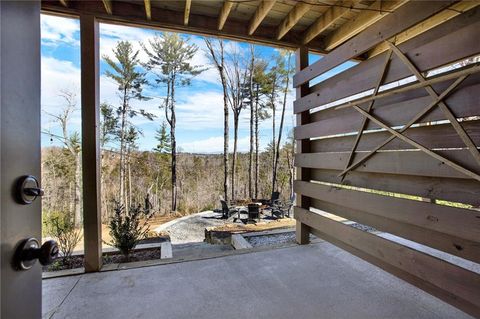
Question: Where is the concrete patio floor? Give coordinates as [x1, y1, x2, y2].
[43, 241, 472, 319]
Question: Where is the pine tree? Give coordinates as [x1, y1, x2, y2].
[154, 121, 172, 154]
[103, 40, 154, 207]
[142, 32, 204, 212]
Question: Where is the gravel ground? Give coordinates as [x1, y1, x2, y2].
[246, 232, 316, 248]
[246, 232, 297, 247]
[154, 211, 228, 244]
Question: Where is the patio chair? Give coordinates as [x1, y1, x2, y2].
[265, 191, 281, 208]
[220, 200, 239, 219]
[271, 193, 295, 219]
[247, 203, 261, 223]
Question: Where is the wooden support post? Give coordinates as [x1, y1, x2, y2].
[80, 15, 102, 272]
[295, 46, 311, 245]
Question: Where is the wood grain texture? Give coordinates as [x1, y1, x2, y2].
[294, 74, 480, 139]
[293, 0, 455, 87]
[294, 180, 480, 243]
[311, 168, 480, 207]
[295, 149, 480, 180]
[294, 207, 480, 318]
[295, 7, 480, 112]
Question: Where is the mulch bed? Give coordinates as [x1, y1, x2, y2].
[43, 247, 162, 272]
[43, 236, 166, 272]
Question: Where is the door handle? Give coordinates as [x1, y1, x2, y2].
[16, 175, 44, 204]
[13, 238, 59, 270]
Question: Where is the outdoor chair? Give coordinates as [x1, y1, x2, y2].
[265, 191, 281, 208]
[247, 204, 260, 223]
[220, 200, 239, 219]
[271, 193, 295, 218]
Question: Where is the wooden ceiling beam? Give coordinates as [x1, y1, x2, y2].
[302, 1, 354, 45]
[59, 0, 68, 7]
[323, 0, 409, 51]
[144, 0, 151, 20]
[277, 2, 311, 40]
[41, 0, 328, 54]
[184, 0, 192, 26]
[102, 0, 112, 15]
[367, 1, 480, 59]
[248, 0, 276, 35]
[218, 1, 234, 31]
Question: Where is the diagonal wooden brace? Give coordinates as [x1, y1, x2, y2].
[352, 105, 480, 182]
[342, 50, 393, 181]
[387, 41, 480, 167]
[338, 75, 468, 177]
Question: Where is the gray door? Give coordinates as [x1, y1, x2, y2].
[1, 1, 42, 318]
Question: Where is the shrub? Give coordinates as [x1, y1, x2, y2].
[43, 210, 82, 262]
[107, 202, 153, 261]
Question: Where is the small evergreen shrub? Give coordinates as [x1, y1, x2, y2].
[107, 202, 153, 261]
[43, 210, 82, 263]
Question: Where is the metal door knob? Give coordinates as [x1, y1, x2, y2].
[14, 238, 59, 270]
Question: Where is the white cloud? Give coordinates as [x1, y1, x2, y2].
[179, 135, 252, 154]
[40, 15, 296, 153]
[41, 14, 79, 47]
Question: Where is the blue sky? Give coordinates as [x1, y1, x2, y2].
[41, 14, 355, 153]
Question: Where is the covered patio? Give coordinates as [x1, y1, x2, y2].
[36, 0, 480, 318]
[43, 241, 470, 319]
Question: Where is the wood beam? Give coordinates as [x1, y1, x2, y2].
[184, 0, 192, 26]
[276, 2, 311, 40]
[102, 0, 112, 15]
[41, 0, 327, 54]
[323, 0, 408, 51]
[248, 0, 276, 35]
[217, 0, 234, 31]
[302, 1, 353, 45]
[144, 0, 151, 20]
[293, 0, 457, 88]
[295, 46, 311, 245]
[80, 14, 102, 272]
[367, 1, 480, 59]
[59, 0, 68, 7]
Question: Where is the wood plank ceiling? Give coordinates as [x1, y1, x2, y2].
[41, 1, 478, 57]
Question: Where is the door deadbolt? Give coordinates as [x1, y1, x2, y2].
[16, 175, 44, 205]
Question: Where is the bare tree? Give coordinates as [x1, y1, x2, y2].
[204, 38, 230, 203]
[273, 50, 293, 193]
[45, 89, 82, 227]
[225, 46, 248, 201]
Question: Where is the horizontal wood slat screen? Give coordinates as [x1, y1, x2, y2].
[293, 5, 480, 317]
[295, 208, 480, 318]
[294, 6, 480, 113]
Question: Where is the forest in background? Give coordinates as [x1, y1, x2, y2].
[42, 32, 295, 226]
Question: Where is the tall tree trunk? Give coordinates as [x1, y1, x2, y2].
[222, 74, 230, 204]
[171, 82, 177, 212]
[271, 99, 276, 192]
[74, 152, 82, 227]
[248, 49, 254, 200]
[254, 85, 259, 199]
[128, 152, 132, 209]
[249, 94, 254, 200]
[273, 57, 291, 194]
[119, 90, 127, 207]
[231, 114, 239, 201]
